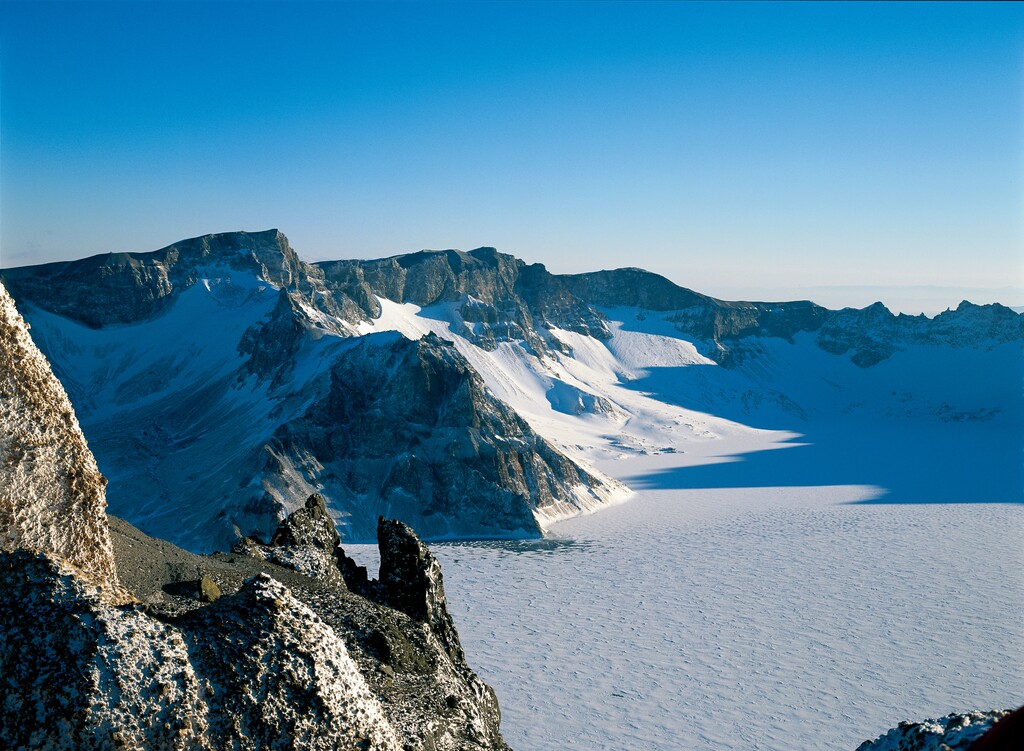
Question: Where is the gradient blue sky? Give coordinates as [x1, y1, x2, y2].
[1, 1, 1021, 313]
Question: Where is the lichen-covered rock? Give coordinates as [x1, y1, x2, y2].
[181, 574, 402, 751]
[0, 281, 122, 598]
[0, 550, 212, 751]
[198, 575, 221, 602]
[855, 710, 1012, 751]
[0, 550, 402, 751]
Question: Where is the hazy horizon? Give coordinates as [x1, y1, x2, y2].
[1, 1, 1021, 315]
[1, 223, 1019, 316]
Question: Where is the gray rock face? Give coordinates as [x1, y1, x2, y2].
[269, 331, 609, 540]
[318, 248, 611, 353]
[2, 230, 1019, 549]
[375, 517, 464, 665]
[1, 229, 295, 327]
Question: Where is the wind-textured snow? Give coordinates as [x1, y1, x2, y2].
[342, 306, 1022, 751]
[352, 469, 1021, 751]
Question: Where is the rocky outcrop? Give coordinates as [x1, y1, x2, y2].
[0, 281, 122, 598]
[2, 506, 513, 750]
[855, 710, 1013, 751]
[374, 518, 465, 665]
[2, 230, 1018, 549]
[0, 549, 403, 751]
[0, 291, 511, 749]
[317, 248, 610, 353]
[267, 331, 615, 540]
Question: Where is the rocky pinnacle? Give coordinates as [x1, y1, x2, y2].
[0, 281, 124, 599]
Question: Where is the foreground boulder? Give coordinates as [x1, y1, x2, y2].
[1, 502, 511, 750]
[0, 280, 122, 598]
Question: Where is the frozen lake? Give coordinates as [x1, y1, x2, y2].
[355, 451, 1023, 750]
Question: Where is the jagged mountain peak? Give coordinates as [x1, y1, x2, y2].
[0, 229, 1018, 550]
[0, 228, 310, 328]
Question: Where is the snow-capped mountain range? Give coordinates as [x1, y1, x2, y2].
[2, 229, 1020, 551]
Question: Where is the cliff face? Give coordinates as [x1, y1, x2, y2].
[0, 281, 122, 597]
[1, 230, 1018, 550]
[266, 332, 608, 541]
[317, 247, 610, 354]
[1, 230, 295, 328]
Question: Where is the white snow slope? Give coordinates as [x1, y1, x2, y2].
[17, 274, 1022, 549]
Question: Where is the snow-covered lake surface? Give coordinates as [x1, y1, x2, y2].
[352, 448, 1023, 751]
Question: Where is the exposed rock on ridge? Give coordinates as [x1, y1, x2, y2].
[2, 230, 1019, 550]
[0, 280, 122, 598]
[267, 331, 613, 541]
[4, 230, 1019, 367]
[2, 229, 294, 327]
[0, 286, 510, 749]
[317, 248, 611, 354]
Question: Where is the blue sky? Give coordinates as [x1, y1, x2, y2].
[1, 1, 1021, 313]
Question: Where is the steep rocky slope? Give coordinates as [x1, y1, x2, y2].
[2, 230, 1019, 550]
[0, 294, 511, 748]
[1, 234, 624, 550]
[267, 331, 610, 540]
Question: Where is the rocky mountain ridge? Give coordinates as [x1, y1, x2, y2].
[1, 230, 1019, 550]
[2, 236, 627, 549]
[0, 285, 511, 749]
[5, 229, 1018, 367]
